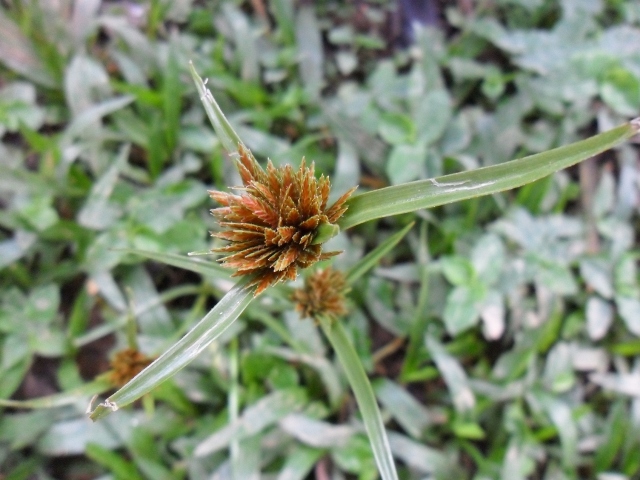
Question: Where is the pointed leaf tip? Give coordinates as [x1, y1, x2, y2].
[189, 62, 244, 153]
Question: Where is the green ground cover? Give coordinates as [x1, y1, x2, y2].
[1, 1, 640, 479]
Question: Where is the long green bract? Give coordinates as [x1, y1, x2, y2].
[189, 61, 243, 153]
[339, 120, 640, 230]
[117, 248, 229, 279]
[89, 278, 255, 420]
[319, 317, 399, 480]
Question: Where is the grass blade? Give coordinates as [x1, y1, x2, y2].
[117, 248, 229, 279]
[189, 61, 243, 153]
[0, 379, 110, 409]
[318, 317, 398, 480]
[339, 119, 640, 229]
[88, 278, 255, 421]
[345, 222, 414, 285]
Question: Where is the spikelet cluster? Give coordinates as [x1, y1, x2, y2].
[293, 268, 349, 321]
[209, 145, 356, 295]
[108, 348, 153, 388]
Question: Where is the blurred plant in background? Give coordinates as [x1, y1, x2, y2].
[1, 1, 640, 479]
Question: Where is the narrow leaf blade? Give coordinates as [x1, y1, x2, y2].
[189, 61, 243, 153]
[339, 120, 640, 229]
[88, 279, 255, 420]
[319, 318, 399, 480]
[0, 379, 110, 409]
[117, 248, 229, 279]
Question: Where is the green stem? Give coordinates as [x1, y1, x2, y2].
[339, 119, 640, 230]
[318, 317, 398, 480]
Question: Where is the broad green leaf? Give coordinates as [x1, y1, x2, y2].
[332, 434, 377, 478]
[88, 278, 255, 420]
[0, 12, 57, 87]
[374, 379, 432, 439]
[62, 95, 134, 143]
[543, 343, 575, 393]
[339, 119, 640, 229]
[0, 231, 37, 269]
[580, 257, 614, 299]
[378, 112, 415, 145]
[296, 6, 323, 99]
[0, 410, 54, 450]
[600, 67, 640, 116]
[277, 445, 324, 480]
[319, 317, 399, 480]
[265, 346, 342, 408]
[441, 256, 476, 286]
[77, 145, 128, 230]
[279, 414, 354, 448]
[386, 143, 426, 185]
[586, 296, 613, 340]
[85, 443, 145, 480]
[443, 285, 485, 335]
[452, 421, 485, 439]
[426, 335, 475, 413]
[535, 393, 578, 467]
[616, 296, 640, 336]
[414, 89, 451, 145]
[387, 431, 454, 476]
[195, 388, 308, 456]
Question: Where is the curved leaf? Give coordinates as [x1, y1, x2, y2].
[89, 278, 255, 420]
[0, 379, 110, 409]
[117, 248, 229, 279]
[319, 317, 398, 480]
[339, 119, 640, 229]
[189, 61, 243, 153]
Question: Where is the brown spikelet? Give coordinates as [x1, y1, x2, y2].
[209, 144, 357, 295]
[292, 268, 349, 321]
[108, 348, 153, 388]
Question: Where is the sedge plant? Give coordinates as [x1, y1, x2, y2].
[86, 62, 640, 479]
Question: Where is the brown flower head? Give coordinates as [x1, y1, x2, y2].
[292, 267, 349, 321]
[108, 348, 153, 388]
[209, 145, 356, 295]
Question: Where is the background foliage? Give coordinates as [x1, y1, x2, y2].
[1, 0, 640, 479]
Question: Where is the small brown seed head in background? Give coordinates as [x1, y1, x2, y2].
[108, 348, 153, 388]
[293, 267, 349, 321]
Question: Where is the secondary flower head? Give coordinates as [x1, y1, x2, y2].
[108, 348, 153, 388]
[210, 145, 356, 295]
[293, 267, 349, 321]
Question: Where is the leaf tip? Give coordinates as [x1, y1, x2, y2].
[87, 398, 119, 422]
